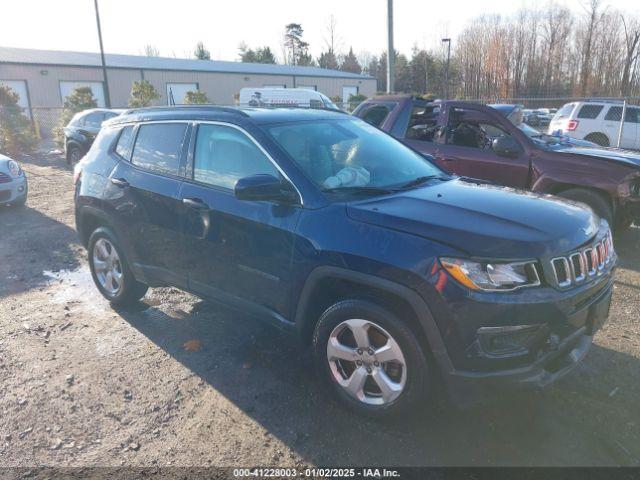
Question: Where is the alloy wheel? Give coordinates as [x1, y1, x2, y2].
[92, 238, 123, 297]
[326, 319, 407, 406]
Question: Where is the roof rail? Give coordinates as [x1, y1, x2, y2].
[584, 99, 625, 104]
[122, 104, 250, 117]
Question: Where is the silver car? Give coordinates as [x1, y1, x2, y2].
[0, 154, 28, 206]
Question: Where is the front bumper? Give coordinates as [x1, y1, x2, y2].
[437, 275, 613, 406]
[0, 175, 27, 204]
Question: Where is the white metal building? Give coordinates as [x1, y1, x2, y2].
[0, 46, 377, 113]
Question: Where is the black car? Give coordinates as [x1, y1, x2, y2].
[63, 108, 124, 164]
[74, 105, 615, 417]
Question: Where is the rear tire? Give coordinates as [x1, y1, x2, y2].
[558, 188, 613, 228]
[584, 132, 610, 147]
[88, 227, 148, 307]
[312, 299, 432, 419]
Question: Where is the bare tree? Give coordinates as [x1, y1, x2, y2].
[578, 0, 603, 96]
[620, 16, 640, 96]
[143, 44, 160, 57]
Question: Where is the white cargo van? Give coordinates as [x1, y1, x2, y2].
[238, 88, 341, 111]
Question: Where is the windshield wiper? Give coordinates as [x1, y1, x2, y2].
[321, 186, 398, 195]
[397, 175, 450, 190]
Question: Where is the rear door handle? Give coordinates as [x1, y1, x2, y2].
[110, 177, 129, 188]
[182, 197, 209, 210]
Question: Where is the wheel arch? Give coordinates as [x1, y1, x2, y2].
[77, 206, 117, 248]
[583, 131, 610, 146]
[551, 183, 614, 209]
[294, 266, 453, 372]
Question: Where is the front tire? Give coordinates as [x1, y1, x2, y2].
[88, 227, 148, 307]
[558, 188, 613, 229]
[312, 299, 431, 419]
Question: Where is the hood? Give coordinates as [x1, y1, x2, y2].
[554, 137, 597, 147]
[346, 179, 600, 259]
[554, 146, 640, 168]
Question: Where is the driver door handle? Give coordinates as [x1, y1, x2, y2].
[182, 197, 209, 210]
[110, 177, 130, 188]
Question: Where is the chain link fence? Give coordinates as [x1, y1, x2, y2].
[30, 107, 64, 140]
[6, 97, 640, 147]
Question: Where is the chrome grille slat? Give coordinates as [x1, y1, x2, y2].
[550, 231, 615, 289]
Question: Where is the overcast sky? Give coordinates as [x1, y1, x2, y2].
[2, 0, 640, 62]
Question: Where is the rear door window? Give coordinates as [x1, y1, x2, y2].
[131, 123, 188, 176]
[406, 105, 441, 141]
[604, 106, 639, 123]
[577, 104, 604, 119]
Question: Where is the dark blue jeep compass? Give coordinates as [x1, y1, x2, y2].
[74, 106, 616, 417]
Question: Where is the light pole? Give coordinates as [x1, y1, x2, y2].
[386, 0, 395, 93]
[442, 38, 451, 99]
[94, 0, 111, 108]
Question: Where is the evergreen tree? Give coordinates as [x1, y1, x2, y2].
[340, 47, 362, 73]
[128, 80, 160, 108]
[239, 43, 276, 64]
[194, 41, 211, 60]
[63, 87, 98, 111]
[184, 90, 209, 104]
[0, 85, 36, 157]
[284, 23, 310, 66]
[318, 50, 340, 70]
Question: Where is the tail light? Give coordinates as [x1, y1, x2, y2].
[566, 120, 579, 131]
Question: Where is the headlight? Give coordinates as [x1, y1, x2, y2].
[439, 258, 541, 291]
[7, 160, 23, 178]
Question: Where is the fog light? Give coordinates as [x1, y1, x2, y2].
[477, 324, 544, 357]
[18, 185, 24, 192]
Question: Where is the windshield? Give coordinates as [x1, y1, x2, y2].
[319, 93, 341, 111]
[265, 118, 445, 192]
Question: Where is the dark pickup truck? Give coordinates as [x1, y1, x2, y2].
[353, 96, 640, 229]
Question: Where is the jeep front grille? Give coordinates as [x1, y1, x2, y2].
[551, 231, 614, 288]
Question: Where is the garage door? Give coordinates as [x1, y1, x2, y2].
[166, 83, 198, 105]
[342, 86, 358, 104]
[1, 80, 30, 116]
[60, 81, 105, 107]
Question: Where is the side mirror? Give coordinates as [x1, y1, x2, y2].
[234, 174, 299, 204]
[492, 136, 522, 158]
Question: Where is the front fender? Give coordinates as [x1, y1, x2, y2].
[294, 265, 454, 375]
[531, 172, 616, 202]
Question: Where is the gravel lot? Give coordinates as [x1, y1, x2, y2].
[1, 152, 639, 468]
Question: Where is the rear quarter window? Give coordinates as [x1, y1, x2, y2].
[131, 123, 188, 176]
[114, 125, 135, 160]
[577, 104, 604, 119]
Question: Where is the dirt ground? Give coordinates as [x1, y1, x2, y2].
[1, 152, 639, 468]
